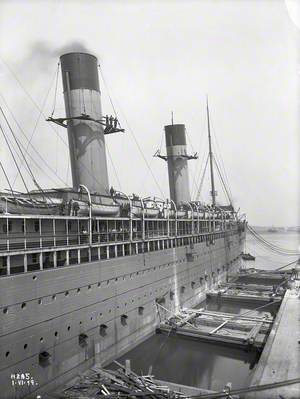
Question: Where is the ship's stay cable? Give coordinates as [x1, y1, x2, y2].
[98, 65, 165, 198]
[247, 236, 299, 259]
[210, 111, 233, 202]
[0, 91, 68, 188]
[247, 231, 298, 256]
[185, 126, 201, 202]
[247, 225, 299, 253]
[0, 108, 66, 189]
[0, 69, 58, 187]
[0, 122, 30, 195]
[195, 153, 209, 201]
[0, 57, 108, 191]
[247, 225, 300, 255]
[274, 259, 299, 271]
[190, 376, 300, 399]
[0, 161, 15, 198]
[191, 113, 208, 200]
[213, 155, 233, 205]
[0, 105, 53, 204]
[192, 143, 208, 201]
[51, 62, 60, 117]
[106, 145, 122, 191]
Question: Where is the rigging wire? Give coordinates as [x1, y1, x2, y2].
[195, 153, 209, 201]
[98, 65, 165, 198]
[247, 226, 299, 253]
[190, 376, 300, 399]
[0, 56, 106, 191]
[192, 144, 208, 201]
[106, 145, 122, 191]
[51, 62, 60, 117]
[0, 104, 53, 203]
[209, 111, 233, 202]
[213, 155, 233, 205]
[191, 113, 208, 200]
[0, 121, 30, 195]
[0, 91, 68, 187]
[185, 126, 202, 201]
[247, 225, 300, 255]
[0, 161, 15, 198]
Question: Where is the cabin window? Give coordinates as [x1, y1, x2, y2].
[0, 257, 7, 268]
[34, 221, 39, 232]
[3, 221, 12, 233]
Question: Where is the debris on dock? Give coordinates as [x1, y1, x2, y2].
[50, 361, 188, 398]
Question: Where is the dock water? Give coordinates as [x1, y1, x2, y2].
[49, 266, 299, 398]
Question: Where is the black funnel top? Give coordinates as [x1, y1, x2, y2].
[60, 52, 100, 92]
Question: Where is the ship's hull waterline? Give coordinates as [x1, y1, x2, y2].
[0, 230, 244, 399]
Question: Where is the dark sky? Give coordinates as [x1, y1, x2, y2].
[0, 0, 299, 226]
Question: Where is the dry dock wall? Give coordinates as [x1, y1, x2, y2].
[0, 233, 243, 399]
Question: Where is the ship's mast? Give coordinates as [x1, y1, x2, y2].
[206, 97, 216, 206]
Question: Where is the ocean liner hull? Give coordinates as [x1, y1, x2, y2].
[0, 230, 244, 398]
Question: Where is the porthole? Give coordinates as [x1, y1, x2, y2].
[21, 302, 26, 309]
[54, 331, 58, 337]
[24, 344, 28, 349]
[38, 299, 42, 305]
[90, 316, 93, 321]
[65, 291, 69, 296]
[67, 326, 70, 331]
[3, 308, 8, 314]
[5, 351, 9, 357]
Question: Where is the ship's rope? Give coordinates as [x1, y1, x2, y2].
[0, 161, 16, 199]
[98, 65, 165, 198]
[247, 225, 300, 256]
[274, 259, 299, 271]
[190, 376, 300, 398]
[195, 153, 209, 201]
[106, 145, 122, 191]
[0, 57, 107, 192]
[210, 113, 233, 203]
[51, 62, 60, 117]
[0, 121, 30, 195]
[0, 105, 53, 204]
[213, 155, 232, 205]
[0, 90, 68, 188]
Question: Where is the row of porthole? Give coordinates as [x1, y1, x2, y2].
[4, 305, 149, 359]
[2, 258, 226, 315]
[29, 260, 181, 283]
